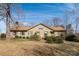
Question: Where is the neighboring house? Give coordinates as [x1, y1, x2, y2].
[66, 24, 74, 34]
[10, 24, 66, 38]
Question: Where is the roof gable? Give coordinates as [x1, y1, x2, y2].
[27, 23, 53, 31]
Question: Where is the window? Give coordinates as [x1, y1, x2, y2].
[50, 31, 54, 34]
[22, 32, 25, 35]
[28, 31, 33, 35]
[14, 32, 17, 35]
[39, 28, 43, 30]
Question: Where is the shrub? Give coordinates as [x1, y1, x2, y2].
[45, 36, 54, 43]
[65, 34, 78, 42]
[26, 36, 29, 39]
[45, 36, 63, 44]
[29, 33, 40, 41]
[23, 37, 26, 39]
[54, 36, 63, 43]
[60, 33, 65, 40]
[15, 35, 19, 38]
[0, 33, 6, 38]
[19, 36, 22, 39]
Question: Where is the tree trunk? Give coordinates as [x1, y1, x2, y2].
[6, 3, 10, 40]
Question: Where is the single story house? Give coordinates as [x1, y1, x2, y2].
[10, 23, 66, 38]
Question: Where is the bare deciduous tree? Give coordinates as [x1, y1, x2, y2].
[75, 16, 79, 33]
[0, 3, 27, 40]
[0, 3, 11, 40]
[6, 3, 11, 40]
[42, 19, 50, 26]
[52, 17, 62, 26]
